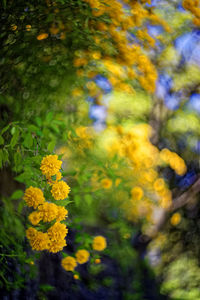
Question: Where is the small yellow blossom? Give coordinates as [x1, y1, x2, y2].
[170, 213, 181, 226]
[74, 274, 79, 280]
[75, 249, 90, 264]
[92, 236, 107, 251]
[27, 230, 50, 251]
[95, 258, 101, 264]
[26, 25, 31, 31]
[101, 178, 112, 189]
[47, 222, 68, 241]
[37, 33, 48, 40]
[24, 186, 45, 209]
[115, 178, 121, 187]
[61, 256, 77, 271]
[26, 227, 37, 240]
[48, 238, 67, 253]
[28, 211, 42, 226]
[51, 181, 70, 200]
[40, 155, 62, 178]
[56, 206, 68, 222]
[131, 186, 143, 201]
[38, 202, 58, 222]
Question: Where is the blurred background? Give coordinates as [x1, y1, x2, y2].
[1, 0, 200, 299]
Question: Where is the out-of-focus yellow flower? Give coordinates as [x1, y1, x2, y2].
[101, 178, 112, 189]
[24, 187, 45, 209]
[37, 33, 48, 40]
[75, 249, 90, 264]
[95, 258, 101, 264]
[51, 181, 70, 200]
[115, 178, 121, 187]
[170, 213, 181, 226]
[131, 186, 143, 201]
[92, 236, 107, 251]
[11, 24, 17, 31]
[74, 274, 79, 279]
[61, 256, 77, 271]
[154, 178, 165, 191]
[40, 155, 62, 178]
[26, 25, 31, 31]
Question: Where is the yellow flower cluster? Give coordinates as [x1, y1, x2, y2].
[101, 124, 187, 228]
[183, 0, 200, 26]
[25, 155, 70, 253]
[61, 236, 107, 272]
[61, 249, 90, 272]
[160, 148, 187, 176]
[71, 0, 171, 99]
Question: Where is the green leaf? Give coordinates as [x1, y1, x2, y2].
[0, 136, 4, 145]
[23, 132, 33, 148]
[74, 194, 81, 207]
[84, 194, 92, 206]
[2, 149, 9, 164]
[52, 199, 72, 206]
[39, 284, 55, 292]
[46, 112, 53, 122]
[11, 190, 24, 200]
[28, 125, 38, 133]
[18, 200, 25, 214]
[47, 140, 56, 152]
[10, 127, 20, 148]
[1, 123, 11, 135]
[35, 117, 42, 127]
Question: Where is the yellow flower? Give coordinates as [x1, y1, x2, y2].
[131, 187, 143, 201]
[92, 236, 107, 251]
[27, 229, 50, 251]
[115, 178, 121, 187]
[26, 25, 31, 31]
[37, 33, 48, 40]
[48, 238, 67, 253]
[51, 181, 70, 200]
[61, 256, 77, 271]
[153, 178, 165, 191]
[75, 249, 90, 264]
[28, 211, 42, 225]
[74, 274, 79, 280]
[95, 258, 101, 264]
[38, 202, 58, 222]
[24, 186, 45, 209]
[26, 227, 37, 240]
[56, 206, 68, 222]
[170, 213, 181, 226]
[47, 222, 68, 241]
[40, 155, 62, 178]
[101, 178, 112, 189]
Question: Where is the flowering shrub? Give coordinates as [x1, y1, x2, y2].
[25, 155, 70, 253]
